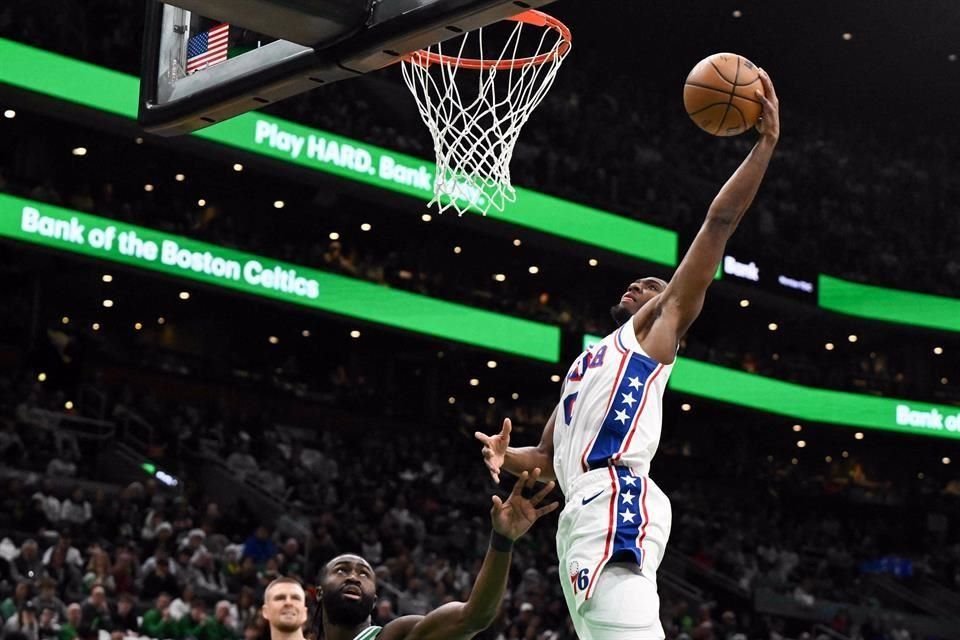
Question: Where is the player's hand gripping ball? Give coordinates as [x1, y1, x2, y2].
[683, 52, 765, 136]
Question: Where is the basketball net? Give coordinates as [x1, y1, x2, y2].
[401, 11, 571, 216]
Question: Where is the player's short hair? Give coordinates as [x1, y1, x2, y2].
[264, 576, 304, 600]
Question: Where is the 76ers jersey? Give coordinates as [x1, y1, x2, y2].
[553, 322, 674, 496]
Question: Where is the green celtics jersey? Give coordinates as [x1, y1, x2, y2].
[353, 627, 382, 640]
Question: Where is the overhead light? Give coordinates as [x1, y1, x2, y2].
[943, 457, 952, 465]
[797, 440, 806, 448]
[487, 397, 496, 405]
[144, 184, 154, 192]
[61, 316, 70, 324]
[92, 322, 101, 331]
[361, 223, 372, 231]
[71, 147, 87, 157]
[739, 299, 750, 308]
[792, 424, 802, 432]
[791, 458, 798, 465]
[918, 471, 925, 479]
[680, 403, 691, 412]
[941, 377, 949, 385]
[842, 32, 853, 41]
[157, 317, 166, 325]
[37, 373, 47, 382]
[268, 336, 279, 344]
[453, 246, 462, 254]
[233, 163, 244, 171]
[64, 401, 74, 410]
[448, 396, 456, 404]
[588, 258, 598, 267]
[3, 109, 15, 119]
[134, 322, 143, 330]
[437, 351, 444, 359]
[102, 299, 114, 308]
[135, 137, 144, 144]
[529, 266, 540, 274]
[854, 432, 864, 440]
[175, 173, 186, 182]
[933, 346, 944, 355]
[349, 330, 361, 339]
[179, 291, 190, 300]
[102, 274, 113, 283]
[511, 392, 519, 400]
[825, 342, 835, 351]
[848, 334, 858, 343]
[950, 54, 958, 62]
[732, 9, 743, 17]
[513, 239, 522, 247]
[825, 456, 832, 463]
[768, 322, 778, 331]
[273, 200, 285, 209]
[421, 213, 432, 222]
[198, 199, 207, 207]
[469, 378, 480, 386]
[487, 360, 497, 369]
[550, 374, 561, 383]
[301, 329, 311, 338]
[493, 273, 506, 282]
[842, 450, 849, 458]
[329, 232, 340, 240]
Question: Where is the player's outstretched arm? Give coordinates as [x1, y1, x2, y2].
[474, 407, 558, 483]
[657, 69, 780, 339]
[391, 470, 559, 640]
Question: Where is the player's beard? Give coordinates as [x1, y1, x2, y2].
[322, 589, 375, 627]
[273, 619, 303, 634]
[610, 303, 633, 325]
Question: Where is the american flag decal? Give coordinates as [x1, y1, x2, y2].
[186, 23, 229, 74]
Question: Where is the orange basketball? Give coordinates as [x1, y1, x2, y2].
[683, 53, 764, 136]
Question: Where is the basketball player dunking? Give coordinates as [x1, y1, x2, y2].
[260, 469, 558, 640]
[475, 70, 780, 639]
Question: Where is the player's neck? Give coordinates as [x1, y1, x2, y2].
[271, 629, 306, 640]
[323, 620, 372, 640]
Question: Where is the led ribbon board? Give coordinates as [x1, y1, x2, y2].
[0, 38, 677, 267]
[0, 193, 560, 362]
[582, 334, 960, 440]
[819, 274, 960, 333]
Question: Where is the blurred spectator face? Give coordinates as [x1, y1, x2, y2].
[283, 539, 299, 556]
[66, 604, 82, 627]
[215, 601, 230, 623]
[117, 598, 134, 617]
[191, 602, 207, 623]
[14, 581, 30, 602]
[40, 608, 55, 627]
[21, 605, 37, 625]
[90, 586, 107, 608]
[256, 526, 270, 540]
[155, 594, 172, 611]
[39, 579, 56, 598]
[243, 625, 260, 640]
[21, 540, 38, 560]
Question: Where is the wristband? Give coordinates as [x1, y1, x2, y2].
[490, 530, 514, 552]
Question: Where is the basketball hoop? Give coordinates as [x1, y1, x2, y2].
[401, 10, 572, 216]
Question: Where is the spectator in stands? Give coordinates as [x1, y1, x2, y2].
[78, 586, 111, 635]
[30, 581, 65, 625]
[141, 557, 179, 601]
[188, 551, 228, 603]
[60, 487, 93, 525]
[276, 539, 304, 579]
[41, 534, 81, 571]
[197, 601, 236, 640]
[109, 594, 138, 638]
[141, 594, 177, 640]
[2, 601, 38, 640]
[229, 588, 257, 636]
[240, 527, 275, 568]
[11, 542, 43, 583]
[81, 549, 114, 595]
[0, 583, 31, 624]
[36, 607, 59, 640]
[58, 604, 81, 640]
[225, 441, 258, 480]
[168, 584, 194, 621]
[179, 530, 208, 558]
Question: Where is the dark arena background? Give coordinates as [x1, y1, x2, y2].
[2, 1, 960, 639]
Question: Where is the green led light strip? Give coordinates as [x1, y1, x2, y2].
[0, 193, 560, 362]
[582, 334, 960, 440]
[819, 274, 960, 333]
[0, 38, 677, 267]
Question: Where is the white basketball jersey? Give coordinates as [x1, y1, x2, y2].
[552, 322, 674, 495]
